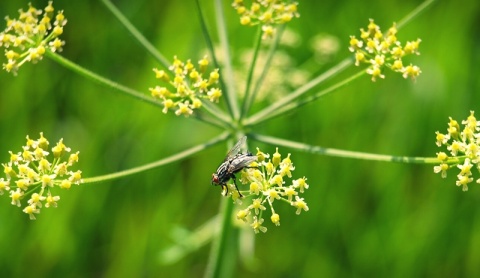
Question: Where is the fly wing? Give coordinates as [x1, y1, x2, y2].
[228, 154, 258, 173]
[224, 136, 247, 161]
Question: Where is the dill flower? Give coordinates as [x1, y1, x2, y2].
[0, 1, 67, 75]
[2, 132, 82, 219]
[149, 56, 222, 117]
[434, 111, 480, 191]
[232, 0, 300, 40]
[349, 19, 422, 81]
[226, 146, 310, 233]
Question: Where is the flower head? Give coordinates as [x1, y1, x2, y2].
[1, 132, 82, 219]
[222, 145, 310, 233]
[0, 2, 67, 75]
[434, 111, 480, 191]
[349, 19, 421, 81]
[149, 56, 222, 117]
[232, 0, 300, 40]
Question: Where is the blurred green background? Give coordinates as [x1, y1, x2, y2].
[1, 0, 480, 277]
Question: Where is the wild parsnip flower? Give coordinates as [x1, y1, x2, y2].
[1, 133, 82, 219]
[0, 1, 67, 75]
[232, 0, 300, 40]
[434, 111, 480, 191]
[227, 147, 310, 233]
[349, 19, 421, 81]
[149, 56, 222, 117]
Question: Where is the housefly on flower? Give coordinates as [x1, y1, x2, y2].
[211, 136, 257, 197]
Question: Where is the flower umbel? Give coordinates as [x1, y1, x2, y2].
[232, 0, 300, 40]
[149, 56, 222, 117]
[434, 111, 480, 191]
[0, 1, 67, 75]
[2, 133, 82, 219]
[229, 147, 310, 233]
[349, 19, 421, 81]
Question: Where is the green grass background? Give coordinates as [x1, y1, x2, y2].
[0, 0, 479, 277]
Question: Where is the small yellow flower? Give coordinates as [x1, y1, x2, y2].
[251, 216, 267, 234]
[249, 198, 266, 215]
[23, 204, 40, 220]
[292, 196, 309, 215]
[236, 209, 250, 223]
[271, 213, 280, 226]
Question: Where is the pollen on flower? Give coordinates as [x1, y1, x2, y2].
[227, 145, 311, 234]
[349, 19, 422, 81]
[1, 132, 83, 219]
[232, 0, 300, 40]
[0, 1, 67, 75]
[149, 55, 222, 117]
[434, 111, 480, 191]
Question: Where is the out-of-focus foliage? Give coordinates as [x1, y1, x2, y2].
[0, 0, 479, 277]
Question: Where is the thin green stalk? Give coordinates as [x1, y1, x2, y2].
[193, 111, 233, 130]
[46, 50, 228, 128]
[45, 50, 158, 105]
[214, 0, 240, 120]
[244, 57, 353, 125]
[396, 0, 435, 30]
[100, 0, 170, 68]
[196, 0, 236, 120]
[239, 26, 263, 121]
[204, 197, 235, 278]
[83, 131, 230, 184]
[244, 25, 284, 117]
[200, 101, 235, 128]
[250, 133, 451, 164]
[245, 59, 356, 126]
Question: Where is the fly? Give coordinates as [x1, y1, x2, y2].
[211, 136, 257, 197]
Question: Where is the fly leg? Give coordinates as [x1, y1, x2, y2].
[231, 175, 243, 198]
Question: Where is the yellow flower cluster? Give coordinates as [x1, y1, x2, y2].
[1, 133, 82, 219]
[229, 147, 309, 233]
[149, 56, 222, 117]
[232, 0, 299, 40]
[434, 111, 480, 191]
[0, 1, 67, 75]
[349, 19, 421, 82]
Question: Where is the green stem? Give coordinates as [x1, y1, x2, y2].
[244, 58, 353, 126]
[82, 132, 230, 183]
[244, 25, 284, 117]
[204, 197, 234, 278]
[396, 0, 436, 30]
[239, 26, 263, 121]
[100, 0, 170, 68]
[46, 50, 158, 105]
[195, 0, 232, 122]
[245, 62, 360, 126]
[214, 0, 240, 120]
[250, 133, 450, 164]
